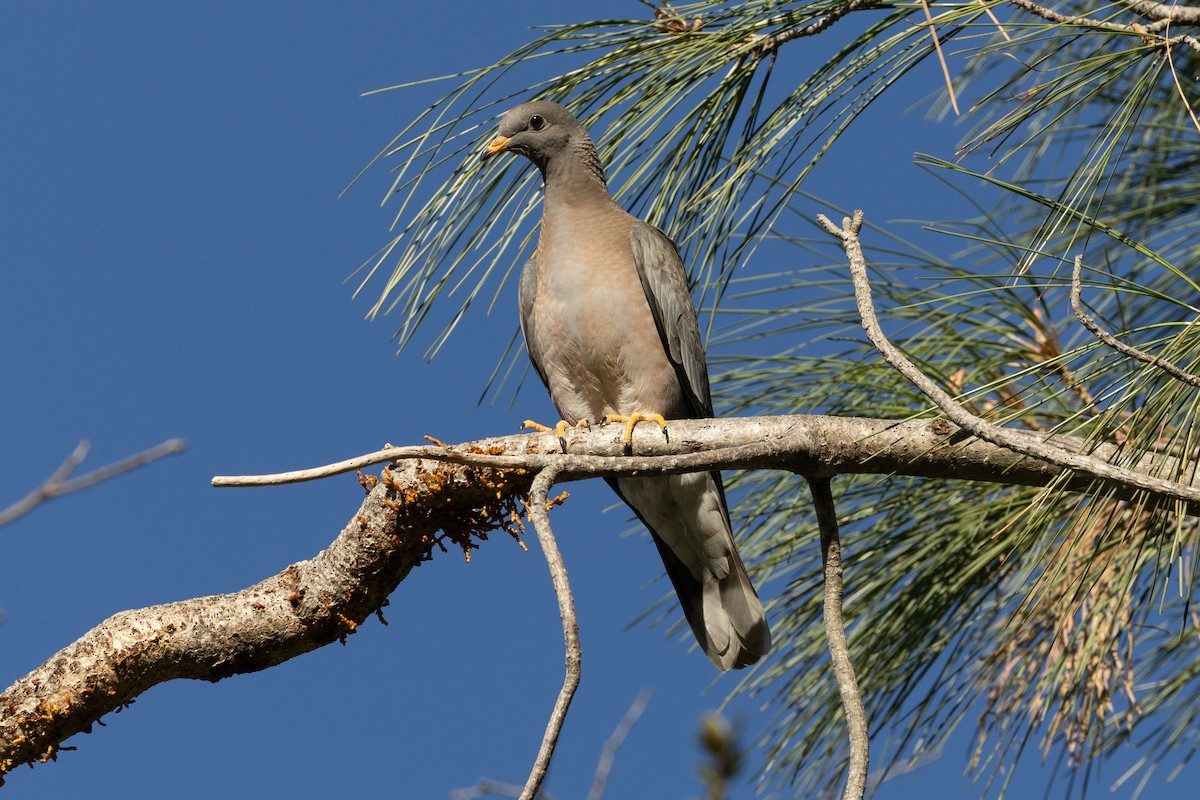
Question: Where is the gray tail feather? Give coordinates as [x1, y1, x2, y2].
[607, 476, 771, 670]
[649, 529, 771, 670]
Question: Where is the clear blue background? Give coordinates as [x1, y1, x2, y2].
[0, 3, 1184, 798]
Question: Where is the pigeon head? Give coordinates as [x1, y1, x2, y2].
[480, 101, 606, 187]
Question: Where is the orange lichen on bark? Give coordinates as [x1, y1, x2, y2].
[374, 446, 542, 567]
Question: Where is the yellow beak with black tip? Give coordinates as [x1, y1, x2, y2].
[480, 135, 511, 161]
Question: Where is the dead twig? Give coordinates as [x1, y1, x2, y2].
[451, 688, 649, 800]
[520, 466, 578, 800]
[749, 0, 886, 57]
[817, 210, 1200, 504]
[587, 689, 651, 800]
[0, 438, 186, 528]
[806, 476, 868, 800]
[449, 778, 551, 800]
[1070, 255, 1200, 388]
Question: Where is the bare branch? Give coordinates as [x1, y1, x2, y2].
[746, 0, 1200, 55]
[213, 415, 1200, 509]
[806, 476, 868, 800]
[588, 689, 651, 800]
[1010, 0, 1148, 31]
[0, 454, 534, 781]
[1070, 255, 1200, 388]
[520, 466, 577, 800]
[213, 444, 423, 486]
[0, 438, 186, 528]
[9, 399, 1200, 779]
[1121, 0, 1200, 28]
[450, 778, 550, 800]
[1009, 0, 1200, 50]
[818, 210, 1200, 505]
[450, 688, 648, 800]
[751, 0, 887, 55]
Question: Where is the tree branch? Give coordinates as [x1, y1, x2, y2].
[819, 210, 1200, 505]
[6, 400, 1200, 780]
[212, 415, 1200, 508]
[587, 689, 651, 800]
[1010, 0, 1150, 31]
[1121, 0, 1200, 28]
[1071, 255, 1200, 388]
[0, 438, 186, 528]
[1009, 0, 1200, 50]
[450, 778, 552, 800]
[807, 476, 868, 800]
[0, 453, 534, 782]
[450, 689, 648, 800]
[520, 466, 577, 800]
[750, 0, 887, 56]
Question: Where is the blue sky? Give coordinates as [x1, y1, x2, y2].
[0, 3, 1188, 799]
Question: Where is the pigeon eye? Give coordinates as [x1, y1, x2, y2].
[529, 114, 545, 131]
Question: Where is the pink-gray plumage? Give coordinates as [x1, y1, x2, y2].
[480, 100, 770, 670]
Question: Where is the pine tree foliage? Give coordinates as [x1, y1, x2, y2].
[351, 1, 1200, 796]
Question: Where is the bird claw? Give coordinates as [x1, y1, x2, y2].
[523, 418, 591, 452]
[603, 412, 668, 452]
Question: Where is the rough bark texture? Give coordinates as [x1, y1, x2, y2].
[0, 454, 533, 779]
[1, 413, 1193, 778]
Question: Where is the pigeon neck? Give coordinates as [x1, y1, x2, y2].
[540, 136, 612, 205]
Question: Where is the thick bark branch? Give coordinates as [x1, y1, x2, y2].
[1120, 0, 1200, 28]
[0, 454, 533, 780]
[3, 411, 1196, 779]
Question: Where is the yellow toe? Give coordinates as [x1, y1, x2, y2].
[524, 418, 591, 438]
[603, 412, 668, 445]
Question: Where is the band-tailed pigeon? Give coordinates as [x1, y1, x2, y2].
[480, 101, 770, 670]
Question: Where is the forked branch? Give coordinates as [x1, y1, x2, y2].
[0, 438, 186, 528]
[8, 399, 1200, 781]
[818, 210, 1200, 504]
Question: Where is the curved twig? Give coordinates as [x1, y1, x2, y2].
[1070, 255, 1200, 387]
[210, 437, 779, 487]
[818, 210, 1200, 504]
[451, 688, 648, 800]
[806, 476, 868, 800]
[449, 778, 547, 800]
[521, 466, 578, 800]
